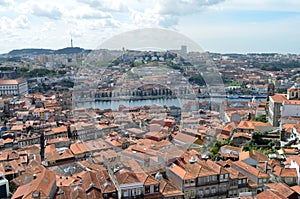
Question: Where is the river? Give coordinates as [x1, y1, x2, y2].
[75, 97, 267, 110]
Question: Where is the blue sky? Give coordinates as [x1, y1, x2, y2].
[0, 0, 300, 54]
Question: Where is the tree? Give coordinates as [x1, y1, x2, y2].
[18, 66, 29, 72]
[189, 75, 205, 86]
[253, 115, 267, 123]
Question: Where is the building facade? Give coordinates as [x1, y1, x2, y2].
[0, 78, 28, 96]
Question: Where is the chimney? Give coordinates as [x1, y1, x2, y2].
[264, 161, 268, 173]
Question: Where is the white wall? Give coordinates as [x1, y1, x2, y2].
[282, 104, 300, 117]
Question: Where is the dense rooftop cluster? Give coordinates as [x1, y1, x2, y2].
[1, 49, 300, 198]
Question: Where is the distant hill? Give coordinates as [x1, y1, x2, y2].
[6, 47, 91, 56]
[8, 48, 53, 56]
[54, 47, 86, 54]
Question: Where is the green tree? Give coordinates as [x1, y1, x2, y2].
[253, 115, 267, 123]
[189, 75, 205, 86]
[18, 66, 29, 72]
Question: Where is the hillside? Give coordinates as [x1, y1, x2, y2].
[6, 47, 90, 56]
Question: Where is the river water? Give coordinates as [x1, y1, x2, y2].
[76, 97, 266, 110]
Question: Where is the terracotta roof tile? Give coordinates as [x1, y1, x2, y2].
[70, 142, 89, 155]
[51, 126, 67, 133]
[291, 185, 300, 195]
[232, 161, 269, 178]
[169, 164, 196, 180]
[270, 94, 287, 103]
[264, 183, 295, 198]
[239, 151, 268, 163]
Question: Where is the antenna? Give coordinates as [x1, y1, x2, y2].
[71, 37, 73, 48]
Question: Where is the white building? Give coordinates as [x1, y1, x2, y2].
[0, 78, 28, 96]
[280, 86, 300, 124]
[282, 100, 300, 118]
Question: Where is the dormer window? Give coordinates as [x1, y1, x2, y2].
[32, 191, 40, 198]
[189, 156, 197, 164]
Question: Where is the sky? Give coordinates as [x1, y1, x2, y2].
[0, 0, 300, 54]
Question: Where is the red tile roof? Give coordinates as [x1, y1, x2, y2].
[256, 189, 287, 199]
[239, 151, 268, 163]
[0, 78, 26, 85]
[270, 94, 287, 103]
[264, 183, 296, 198]
[232, 161, 269, 178]
[169, 164, 196, 180]
[70, 142, 89, 155]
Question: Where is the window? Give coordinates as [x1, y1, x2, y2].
[191, 190, 195, 197]
[220, 175, 223, 180]
[136, 188, 141, 195]
[185, 190, 190, 198]
[211, 187, 216, 194]
[131, 189, 136, 196]
[205, 188, 210, 195]
[122, 190, 128, 197]
[212, 175, 217, 181]
[198, 190, 204, 197]
[145, 185, 150, 193]
[154, 184, 159, 192]
[204, 176, 210, 182]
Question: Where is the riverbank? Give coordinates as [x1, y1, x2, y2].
[91, 94, 266, 101]
[74, 96, 267, 110]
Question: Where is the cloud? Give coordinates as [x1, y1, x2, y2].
[0, 0, 13, 7]
[41, 22, 56, 32]
[0, 15, 29, 33]
[130, 9, 160, 28]
[69, 29, 83, 38]
[77, 0, 128, 12]
[17, 1, 64, 20]
[158, 15, 179, 28]
[14, 15, 29, 28]
[0, 17, 12, 32]
[81, 11, 111, 19]
[104, 18, 120, 28]
[66, 6, 111, 19]
[129, 0, 225, 28]
[158, 0, 225, 16]
[31, 3, 63, 20]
